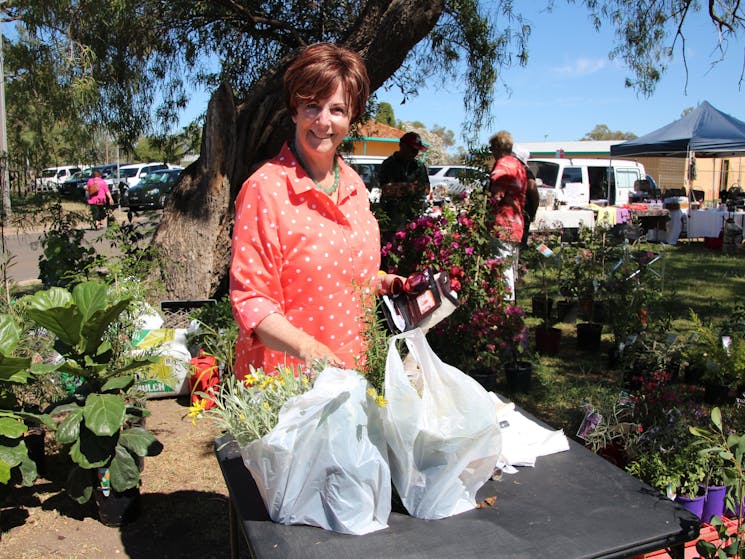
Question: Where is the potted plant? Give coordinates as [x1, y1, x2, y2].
[687, 309, 745, 404]
[25, 281, 163, 526]
[0, 313, 56, 490]
[577, 394, 641, 468]
[383, 189, 527, 377]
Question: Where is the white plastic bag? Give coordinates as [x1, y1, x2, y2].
[239, 368, 391, 535]
[382, 328, 501, 519]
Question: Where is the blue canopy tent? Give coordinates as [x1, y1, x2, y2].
[610, 101, 745, 158]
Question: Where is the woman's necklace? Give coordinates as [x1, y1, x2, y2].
[289, 140, 340, 195]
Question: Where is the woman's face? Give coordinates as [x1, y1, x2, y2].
[292, 82, 351, 160]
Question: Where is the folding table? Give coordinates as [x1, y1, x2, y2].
[215, 430, 699, 559]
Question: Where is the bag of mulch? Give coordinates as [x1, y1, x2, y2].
[382, 328, 501, 519]
[240, 368, 391, 535]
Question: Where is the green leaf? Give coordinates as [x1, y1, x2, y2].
[109, 444, 140, 492]
[82, 394, 126, 436]
[0, 460, 10, 484]
[0, 355, 33, 383]
[80, 299, 131, 356]
[18, 455, 38, 487]
[101, 375, 134, 393]
[0, 314, 21, 355]
[69, 429, 115, 469]
[27, 287, 82, 347]
[66, 465, 94, 504]
[711, 407, 722, 431]
[0, 417, 28, 438]
[56, 407, 84, 445]
[0, 440, 27, 469]
[71, 282, 109, 324]
[119, 427, 162, 457]
[695, 539, 715, 555]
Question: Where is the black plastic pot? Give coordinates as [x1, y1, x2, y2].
[469, 369, 498, 393]
[94, 485, 141, 527]
[24, 427, 46, 477]
[531, 295, 554, 322]
[556, 300, 578, 324]
[505, 361, 533, 393]
[534, 326, 561, 356]
[576, 322, 602, 352]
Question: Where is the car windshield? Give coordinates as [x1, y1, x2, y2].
[141, 171, 178, 185]
[428, 166, 443, 176]
[528, 162, 560, 188]
[41, 169, 58, 178]
[121, 168, 140, 178]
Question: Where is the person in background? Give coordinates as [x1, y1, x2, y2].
[513, 145, 540, 248]
[86, 169, 115, 229]
[229, 43, 401, 379]
[488, 130, 528, 301]
[377, 131, 430, 244]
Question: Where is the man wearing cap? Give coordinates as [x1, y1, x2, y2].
[377, 131, 431, 244]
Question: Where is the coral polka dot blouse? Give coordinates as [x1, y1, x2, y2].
[230, 142, 381, 378]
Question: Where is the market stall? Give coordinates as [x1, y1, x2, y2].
[215, 421, 699, 559]
[687, 209, 745, 239]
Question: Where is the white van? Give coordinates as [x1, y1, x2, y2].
[35, 165, 81, 192]
[528, 158, 646, 207]
[341, 154, 386, 203]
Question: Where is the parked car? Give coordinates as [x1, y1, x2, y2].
[427, 165, 487, 198]
[35, 165, 81, 192]
[341, 154, 385, 203]
[122, 168, 184, 210]
[58, 164, 123, 201]
[117, 162, 176, 191]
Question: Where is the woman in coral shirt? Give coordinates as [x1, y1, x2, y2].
[230, 43, 397, 378]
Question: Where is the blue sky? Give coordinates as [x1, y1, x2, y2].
[178, 2, 745, 148]
[375, 2, 745, 147]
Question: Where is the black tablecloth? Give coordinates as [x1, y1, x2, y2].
[215, 425, 699, 559]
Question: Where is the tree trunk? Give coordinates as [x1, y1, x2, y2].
[152, 0, 445, 300]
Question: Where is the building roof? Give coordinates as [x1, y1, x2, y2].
[520, 140, 624, 157]
[354, 121, 404, 139]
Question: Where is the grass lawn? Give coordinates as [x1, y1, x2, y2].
[512, 239, 745, 434]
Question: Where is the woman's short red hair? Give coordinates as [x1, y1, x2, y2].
[284, 43, 370, 122]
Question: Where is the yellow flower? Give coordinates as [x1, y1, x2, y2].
[262, 401, 271, 410]
[367, 387, 377, 399]
[375, 395, 388, 407]
[187, 399, 208, 425]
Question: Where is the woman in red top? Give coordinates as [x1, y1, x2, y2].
[230, 43, 398, 378]
[488, 130, 528, 301]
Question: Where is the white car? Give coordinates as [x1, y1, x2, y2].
[35, 165, 81, 192]
[117, 162, 177, 190]
[427, 165, 487, 198]
[342, 154, 385, 203]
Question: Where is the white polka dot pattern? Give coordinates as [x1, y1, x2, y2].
[229, 143, 380, 376]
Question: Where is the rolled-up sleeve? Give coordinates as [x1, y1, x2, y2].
[230, 173, 285, 334]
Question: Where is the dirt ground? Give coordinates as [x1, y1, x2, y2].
[0, 397, 248, 559]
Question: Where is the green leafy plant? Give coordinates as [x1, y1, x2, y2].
[687, 310, 745, 390]
[690, 407, 745, 558]
[0, 313, 56, 486]
[25, 281, 163, 504]
[382, 190, 526, 372]
[37, 199, 96, 289]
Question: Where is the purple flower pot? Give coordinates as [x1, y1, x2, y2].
[675, 493, 705, 520]
[701, 485, 727, 523]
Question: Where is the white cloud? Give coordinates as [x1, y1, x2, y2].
[551, 57, 608, 77]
